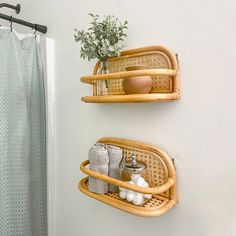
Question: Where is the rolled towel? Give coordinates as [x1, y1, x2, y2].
[88, 144, 109, 194]
[107, 145, 123, 192]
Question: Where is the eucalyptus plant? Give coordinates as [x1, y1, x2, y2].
[74, 13, 128, 62]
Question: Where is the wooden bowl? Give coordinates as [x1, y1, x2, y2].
[123, 65, 153, 94]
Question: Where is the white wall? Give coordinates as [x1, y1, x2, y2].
[3, 0, 236, 235]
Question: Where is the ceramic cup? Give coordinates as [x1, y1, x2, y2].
[122, 65, 153, 94]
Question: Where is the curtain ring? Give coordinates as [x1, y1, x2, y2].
[9, 16, 13, 32]
[34, 24, 38, 39]
[34, 29, 38, 39]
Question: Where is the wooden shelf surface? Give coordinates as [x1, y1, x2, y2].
[79, 178, 175, 217]
[81, 93, 180, 103]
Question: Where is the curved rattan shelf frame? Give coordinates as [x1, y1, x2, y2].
[79, 178, 176, 217]
[81, 69, 176, 84]
[78, 137, 178, 217]
[80, 45, 180, 103]
[80, 160, 175, 194]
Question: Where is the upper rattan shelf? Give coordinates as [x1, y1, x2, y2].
[80, 45, 180, 103]
[78, 137, 178, 217]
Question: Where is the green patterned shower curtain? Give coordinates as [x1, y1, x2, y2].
[0, 29, 47, 236]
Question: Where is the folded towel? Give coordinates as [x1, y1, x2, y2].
[88, 144, 109, 194]
[107, 145, 123, 192]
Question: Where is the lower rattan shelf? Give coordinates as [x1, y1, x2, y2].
[79, 178, 175, 217]
[78, 137, 178, 217]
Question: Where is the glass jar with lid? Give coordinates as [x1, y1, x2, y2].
[119, 154, 151, 205]
[119, 154, 146, 181]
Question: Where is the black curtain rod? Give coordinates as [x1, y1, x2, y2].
[0, 13, 47, 34]
[0, 3, 47, 34]
[0, 3, 20, 13]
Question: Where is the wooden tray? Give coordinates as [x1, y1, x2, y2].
[78, 137, 178, 217]
[80, 45, 180, 103]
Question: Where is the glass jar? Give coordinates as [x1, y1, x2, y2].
[97, 60, 109, 96]
[119, 154, 150, 205]
[119, 154, 146, 181]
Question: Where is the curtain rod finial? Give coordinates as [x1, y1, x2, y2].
[16, 4, 20, 14]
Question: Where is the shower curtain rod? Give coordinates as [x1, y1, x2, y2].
[0, 3, 47, 34]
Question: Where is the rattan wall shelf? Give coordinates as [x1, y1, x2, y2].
[80, 45, 180, 103]
[78, 137, 178, 217]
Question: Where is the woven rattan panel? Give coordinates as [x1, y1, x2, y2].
[102, 143, 170, 198]
[84, 180, 168, 209]
[97, 138, 175, 199]
[122, 146, 168, 188]
[105, 192, 168, 209]
[96, 52, 173, 95]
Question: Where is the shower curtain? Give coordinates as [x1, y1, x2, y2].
[0, 29, 47, 236]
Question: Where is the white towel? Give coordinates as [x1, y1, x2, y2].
[88, 144, 109, 194]
[107, 145, 123, 192]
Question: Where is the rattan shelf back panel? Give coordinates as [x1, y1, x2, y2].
[104, 51, 172, 95]
[78, 137, 178, 217]
[93, 46, 176, 95]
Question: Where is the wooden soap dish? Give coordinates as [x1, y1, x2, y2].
[78, 137, 178, 217]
